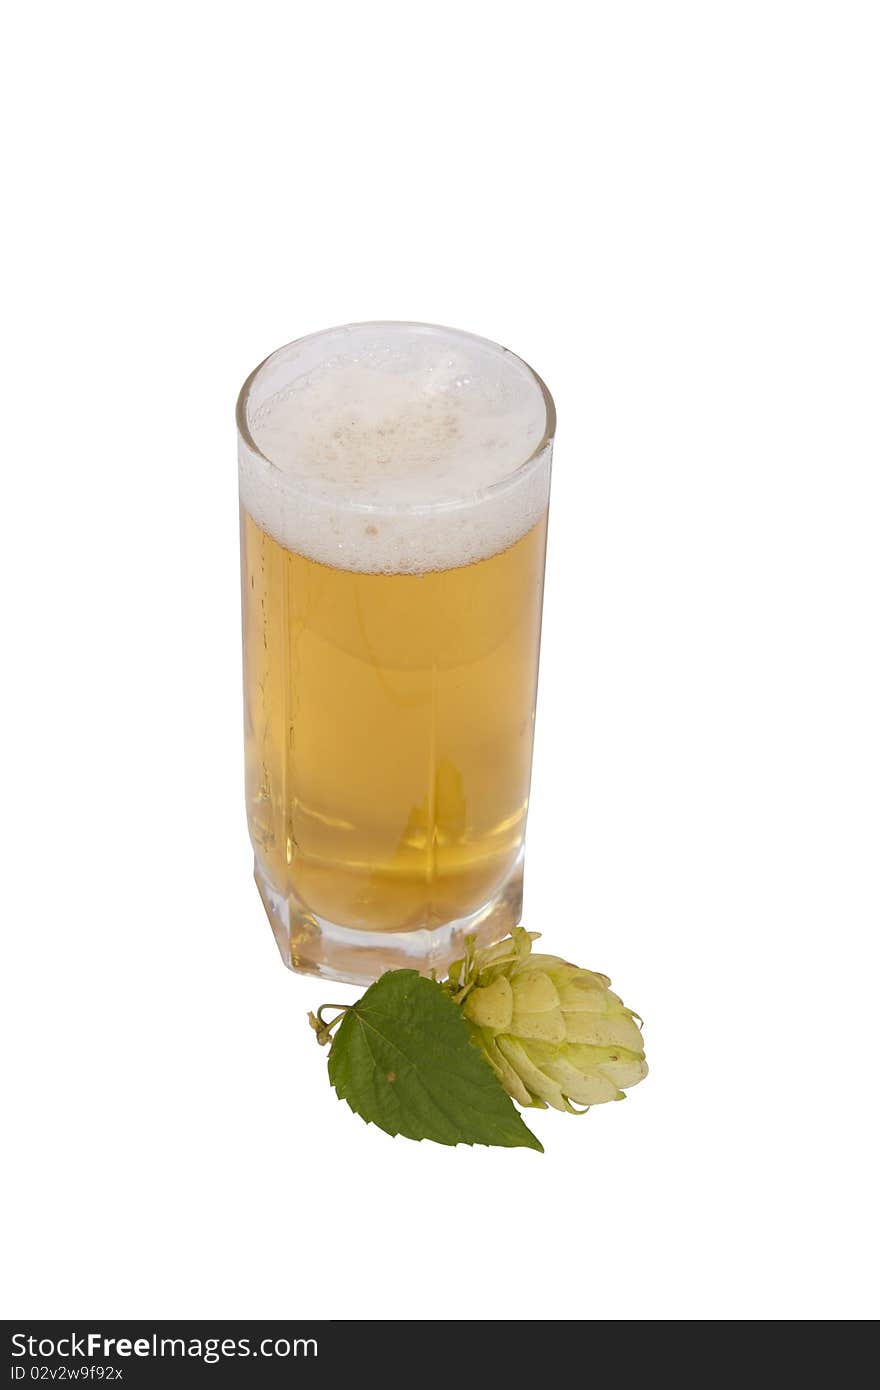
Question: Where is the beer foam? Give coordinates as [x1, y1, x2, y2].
[237, 323, 553, 574]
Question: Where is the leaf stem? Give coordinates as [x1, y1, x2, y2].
[308, 1004, 351, 1046]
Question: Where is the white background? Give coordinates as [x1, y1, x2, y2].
[2, 2, 877, 1322]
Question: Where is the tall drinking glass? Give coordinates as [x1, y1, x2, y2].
[237, 322, 555, 983]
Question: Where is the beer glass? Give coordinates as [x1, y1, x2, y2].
[237, 323, 555, 983]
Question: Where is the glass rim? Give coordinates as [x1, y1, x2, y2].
[236, 320, 556, 518]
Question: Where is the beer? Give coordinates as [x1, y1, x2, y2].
[238, 323, 554, 981]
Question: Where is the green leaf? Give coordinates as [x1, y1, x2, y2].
[327, 970, 543, 1151]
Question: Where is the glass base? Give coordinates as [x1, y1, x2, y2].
[254, 852, 524, 985]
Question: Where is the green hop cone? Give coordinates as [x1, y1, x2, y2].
[448, 928, 648, 1113]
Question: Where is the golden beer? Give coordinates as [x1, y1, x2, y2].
[238, 323, 554, 981]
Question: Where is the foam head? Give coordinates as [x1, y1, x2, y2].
[237, 322, 554, 574]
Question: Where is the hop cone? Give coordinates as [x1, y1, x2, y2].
[448, 929, 647, 1112]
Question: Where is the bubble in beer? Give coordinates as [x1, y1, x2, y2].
[238, 323, 552, 574]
